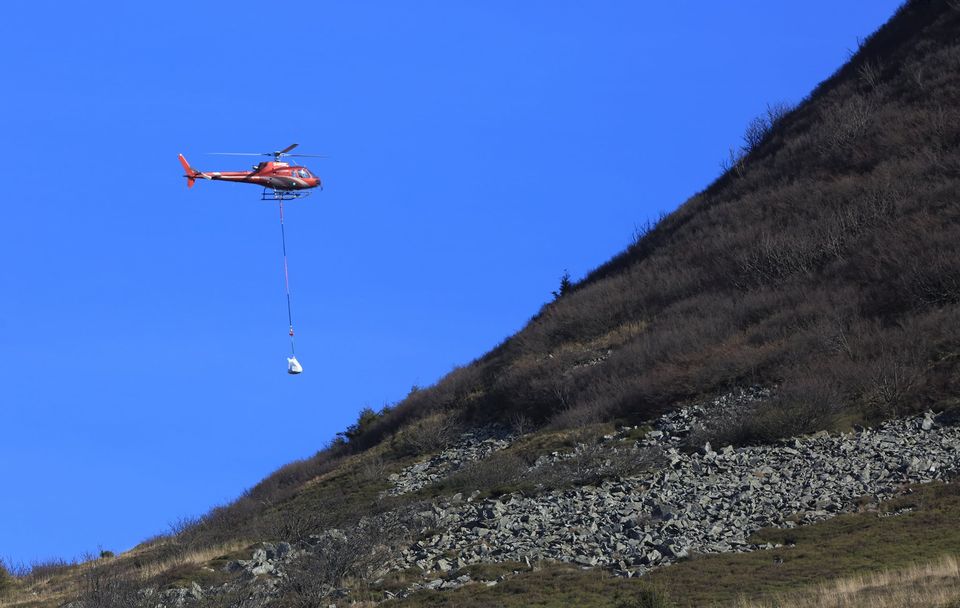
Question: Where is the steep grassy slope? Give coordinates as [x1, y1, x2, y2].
[8, 2, 960, 605]
[167, 0, 960, 551]
[431, 0, 960, 434]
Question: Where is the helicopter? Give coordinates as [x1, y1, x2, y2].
[178, 143, 323, 375]
[178, 143, 322, 200]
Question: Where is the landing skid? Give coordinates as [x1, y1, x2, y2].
[261, 189, 312, 201]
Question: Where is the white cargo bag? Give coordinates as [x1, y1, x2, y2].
[287, 356, 303, 375]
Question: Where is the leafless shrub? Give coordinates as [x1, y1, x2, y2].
[858, 58, 883, 90]
[442, 451, 528, 494]
[631, 212, 668, 247]
[278, 545, 354, 605]
[551, 375, 575, 410]
[766, 101, 792, 125]
[847, 35, 867, 59]
[548, 400, 608, 431]
[905, 253, 960, 308]
[358, 454, 387, 483]
[601, 445, 665, 479]
[819, 94, 873, 154]
[257, 484, 371, 545]
[737, 231, 822, 284]
[720, 146, 746, 177]
[720, 101, 793, 177]
[905, 60, 925, 90]
[743, 102, 793, 153]
[568, 441, 661, 482]
[742, 117, 769, 153]
[157, 515, 204, 565]
[261, 507, 328, 545]
[509, 411, 533, 436]
[0, 559, 14, 596]
[689, 379, 842, 447]
[18, 557, 76, 583]
[864, 349, 926, 418]
[277, 521, 403, 607]
[392, 412, 459, 457]
[534, 442, 662, 490]
[76, 563, 147, 608]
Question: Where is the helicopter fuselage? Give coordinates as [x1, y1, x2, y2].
[198, 161, 321, 191]
[179, 155, 322, 192]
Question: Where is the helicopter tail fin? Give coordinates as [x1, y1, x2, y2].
[178, 153, 200, 188]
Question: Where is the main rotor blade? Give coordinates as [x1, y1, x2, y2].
[278, 143, 299, 154]
[207, 152, 271, 156]
[284, 153, 328, 158]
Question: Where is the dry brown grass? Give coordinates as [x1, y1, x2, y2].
[121, 540, 247, 582]
[733, 554, 960, 608]
[0, 541, 247, 608]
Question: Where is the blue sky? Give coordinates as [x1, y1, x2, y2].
[0, 1, 902, 565]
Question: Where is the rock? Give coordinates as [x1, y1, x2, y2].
[189, 582, 204, 600]
[385, 427, 516, 496]
[363, 405, 960, 592]
[642, 549, 662, 565]
[574, 555, 598, 566]
[224, 560, 245, 573]
[250, 563, 275, 576]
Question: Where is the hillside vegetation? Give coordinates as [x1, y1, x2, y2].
[7, 2, 960, 606]
[175, 0, 960, 547]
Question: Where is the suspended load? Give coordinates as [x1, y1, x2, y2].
[178, 144, 323, 375]
[287, 356, 303, 375]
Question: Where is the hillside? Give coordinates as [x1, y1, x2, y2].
[4, 1, 960, 607]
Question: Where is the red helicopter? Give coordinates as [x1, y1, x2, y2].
[177, 143, 322, 200]
[179, 143, 323, 375]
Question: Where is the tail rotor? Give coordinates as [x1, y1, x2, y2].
[178, 153, 202, 188]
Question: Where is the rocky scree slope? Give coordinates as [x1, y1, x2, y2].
[387, 401, 959, 584]
[179, 398, 960, 607]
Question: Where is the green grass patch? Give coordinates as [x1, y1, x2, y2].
[646, 481, 960, 606]
[148, 562, 229, 591]
[457, 560, 528, 581]
[618, 425, 654, 443]
[394, 563, 673, 608]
